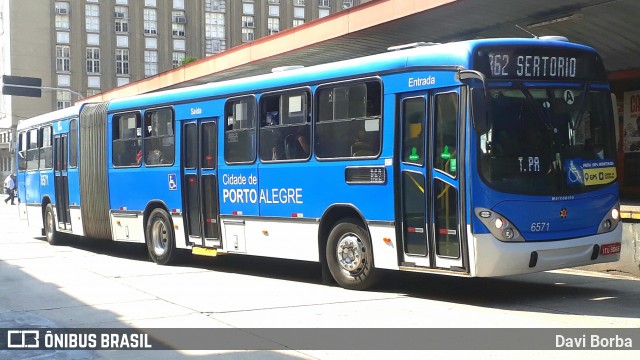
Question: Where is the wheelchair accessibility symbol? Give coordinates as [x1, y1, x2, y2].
[168, 174, 177, 190]
[566, 159, 584, 185]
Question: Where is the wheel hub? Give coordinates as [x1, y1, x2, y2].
[336, 234, 365, 272]
[152, 221, 167, 256]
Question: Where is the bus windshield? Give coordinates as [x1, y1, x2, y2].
[478, 86, 617, 195]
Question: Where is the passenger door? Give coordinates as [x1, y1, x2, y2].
[398, 89, 466, 272]
[182, 118, 221, 249]
[53, 134, 71, 231]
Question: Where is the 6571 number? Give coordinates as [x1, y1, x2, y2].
[530, 222, 550, 232]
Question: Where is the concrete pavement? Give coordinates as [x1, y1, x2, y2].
[0, 200, 639, 359]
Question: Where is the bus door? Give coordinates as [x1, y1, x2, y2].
[182, 119, 221, 249]
[53, 134, 71, 231]
[399, 90, 466, 272]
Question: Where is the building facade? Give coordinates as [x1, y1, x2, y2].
[0, 0, 369, 178]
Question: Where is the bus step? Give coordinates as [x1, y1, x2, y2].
[192, 247, 218, 257]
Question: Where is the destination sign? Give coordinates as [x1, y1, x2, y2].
[473, 46, 606, 81]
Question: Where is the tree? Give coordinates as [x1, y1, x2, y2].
[181, 56, 198, 66]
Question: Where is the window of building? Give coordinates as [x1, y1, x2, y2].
[259, 91, 311, 162]
[56, 90, 72, 110]
[242, 16, 254, 28]
[293, 0, 305, 5]
[241, 28, 254, 42]
[85, 4, 100, 32]
[40, 126, 53, 170]
[144, 50, 158, 77]
[293, 19, 304, 27]
[173, 39, 186, 51]
[293, 6, 305, 18]
[315, 81, 382, 159]
[86, 47, 100, 74]
[144, 0, 157, 7]
[115, 49, 130, 75]
[224, 97, 256, 164]
[143, 108, 175, 166]
[144, 8, 157, 35]
[205, 0, 226, 12]
[172, 52, 185, 68]
[172, 11, 186, 36]
[86, 88, 102, 97]
[26, 129, 39, 171]
[112, 112, 141, 167]
[116, 35, 129, 47]
[319, 0, 330, 7]
[115, 0, 128, 4]
[268, 0, 280, 3]
[56, 45, 71, 72]
[268, 5, 279, 16]
[114, 6, 129, 33]
[173, 0, 184, 9]
[268, 17, 279, 35]
[319, 8, 330, 17]
[57, 31, 70, 43]
[205, 39, 226, 55]
[55, 2, 70, 29]
[242, 2, 254, 15]
[205, 12, 225, 38]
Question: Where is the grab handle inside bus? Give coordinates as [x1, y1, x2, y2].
[459, 70, 490, 134]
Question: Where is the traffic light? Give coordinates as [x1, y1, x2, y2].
[2, 75, 42, 97]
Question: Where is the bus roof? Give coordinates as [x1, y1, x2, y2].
[107, 37, 597, 113]
[17, 104, 82, 131]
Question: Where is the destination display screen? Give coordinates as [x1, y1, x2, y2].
[473, 45, 606, 82]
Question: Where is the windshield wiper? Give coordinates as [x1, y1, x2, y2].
[516, 83, 552, 130]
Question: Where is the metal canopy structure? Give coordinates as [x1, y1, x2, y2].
[85, 0, 639, 101]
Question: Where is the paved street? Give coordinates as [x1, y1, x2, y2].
[0, 200, 639, 359]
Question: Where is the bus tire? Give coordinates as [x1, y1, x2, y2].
[326, 218, 378, 290]
[44, 203, 61, 245]
[145, 208, 177, 265]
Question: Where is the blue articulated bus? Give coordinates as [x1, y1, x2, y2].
[16, 37, 621, 290]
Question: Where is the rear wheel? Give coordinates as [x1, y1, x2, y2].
[326, 218, 378, 290]
[145, 208, 177, 265]
[44, 203, 61, 245]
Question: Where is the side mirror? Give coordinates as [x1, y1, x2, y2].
[471, 88, 490, 134]
[458, 70, 490, 134]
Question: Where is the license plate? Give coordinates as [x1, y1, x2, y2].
[600, 242, 621, 256]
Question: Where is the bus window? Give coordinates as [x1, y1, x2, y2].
[315, 80, 381, 159]
[26, 129, 39, 171]
[17, 132, 27, 172]
[201, 122, 217, 169]
[224, 97, 256, 164]
[259, 91, 311, 161]
[143, 108, 174, 166]
[184, 123, 198, 169]
[40, 126, 53, 170]
[69, 119, 78, 168]
[434, 92, 459, 177]
[402, 97, 426, 165]
[112, 112, 142, 167]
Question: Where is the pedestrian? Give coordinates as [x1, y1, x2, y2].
[4, 173, 16, 205]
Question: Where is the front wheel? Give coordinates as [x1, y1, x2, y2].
[326, 218, 378, 290]
[44, 203, 62, 245]
[145, 208, 178, 265]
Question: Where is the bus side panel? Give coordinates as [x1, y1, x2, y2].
[239, 218, 320, 261]
[40, 170, 55, 206]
